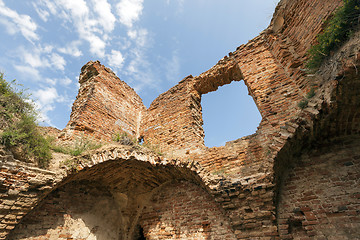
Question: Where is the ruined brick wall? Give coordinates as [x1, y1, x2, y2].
[0, 148, 59, 240]
[2, 0, 360, 239]
[140, 76, 205, 157]
[277, 136, 360, 239]
[140, 181, 236, 239]
[63, 60, 146, 141]
[267, 0, 342, 87]
[141, 0, 344, 167]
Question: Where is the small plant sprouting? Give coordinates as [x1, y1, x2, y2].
[306, 88, 316, 99]
[306, 0, 360, 70]
[298, 99, 309, 109]
[112, 131, 135, 146]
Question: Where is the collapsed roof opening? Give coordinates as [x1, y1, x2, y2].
[201, 80, 261, 147]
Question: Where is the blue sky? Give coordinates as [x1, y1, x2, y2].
[0, 0, 279, 147]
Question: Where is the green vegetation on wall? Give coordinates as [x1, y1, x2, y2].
[51, 135, 102, 156]
[0, 73, 52, 168]
[307, 0, 360, 69]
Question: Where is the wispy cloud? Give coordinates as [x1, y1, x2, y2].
[50, 53, 66, 71]
[165, 50, 181, 82]
[45, 77, 73, 86]
[33, 0, 116, 58]
[4, 0, 157, 117]
[32, 2, 50, 22]
[164, 0, 185, 14]
[128, 28, 148, 47]
[125, 47, 160, 93]
[0, 0, 39, 42]
[13, 65, 41, 80]
[31, 0, 150, 71]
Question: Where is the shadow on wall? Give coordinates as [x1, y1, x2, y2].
[8, 181, 123, 240]
[277, 136, 360, 239]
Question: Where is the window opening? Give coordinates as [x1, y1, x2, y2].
[201, 80, 261, 147]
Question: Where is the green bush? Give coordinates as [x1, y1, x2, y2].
[307, 0, 360, 69]
[0, 73, 52, 168]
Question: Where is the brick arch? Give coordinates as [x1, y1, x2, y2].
[7, 145, 235, 239]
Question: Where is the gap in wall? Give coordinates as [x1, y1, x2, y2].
[201, 80, 261, 147]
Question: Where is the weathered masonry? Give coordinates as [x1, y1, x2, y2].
[1, 0, 360, 239]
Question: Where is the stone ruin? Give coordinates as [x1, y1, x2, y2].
[1, 0, 360, 239]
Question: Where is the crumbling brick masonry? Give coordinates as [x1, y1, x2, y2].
[1, 0, 360, 239]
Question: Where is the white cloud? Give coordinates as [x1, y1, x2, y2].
[22, 49, 44, 68]
[116, 0, 144, 28]
[135, 29, 148, 47]
[0, 0, 39, 42]
[92, 0, 116, 32]
[0, 17, 17, 35]
[35, 87, 59, 105]
[127, 29, 137, 39]
[32, 0, 146, 60]
[108, 50, 125, 69]
[58, 41, 83, 57]
[14, 45, 67, 79]
[33, 1, 58, 16]
[50, 53, 66, 71]
[60, 0, 89, 18]
[45, 78, 57, 85]
[33, 87, 65, 124]
[82, 33, 107, 57]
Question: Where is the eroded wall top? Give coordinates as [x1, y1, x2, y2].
[62, 60, 146, 142]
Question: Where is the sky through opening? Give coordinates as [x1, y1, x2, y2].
[202, 81, 262, 147]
